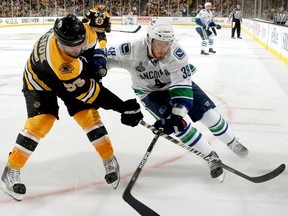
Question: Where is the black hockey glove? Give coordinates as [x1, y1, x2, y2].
[216, 24, 221, 29]
[88, 48, 107, 77]
[106, 27, 111, 33]
[121, 99, 143, 127]
[154, 104, 188, 135]
[82, 18, 89, 23]
[106, 21, 112, 33]
[212, 28, 217, 36]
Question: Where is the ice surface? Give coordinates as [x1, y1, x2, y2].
[0, 24, 287, 216]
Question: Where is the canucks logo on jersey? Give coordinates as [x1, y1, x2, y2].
[173, 47, 186, 60]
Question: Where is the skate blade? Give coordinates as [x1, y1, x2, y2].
[110, 176, 120, 189]
[216, 170, 226, 183]
[1, 181, 24, 201]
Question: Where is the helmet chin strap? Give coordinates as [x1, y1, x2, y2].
[145, 37, 156, 59]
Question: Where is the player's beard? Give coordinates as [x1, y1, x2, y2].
[151, 49, 168, 60]
[66, 50, 81, 58]
[59, 42, 82, 58]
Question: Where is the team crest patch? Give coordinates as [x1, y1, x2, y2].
[59, 63, 74, 74]
[120, 43, 131, 55]
[174, 47, 186, 60]
[135, 62, 145, 72]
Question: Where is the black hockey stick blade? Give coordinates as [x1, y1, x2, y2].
[123, 189, 160, 216]
[218, 161, 286, 183]
[140, 120, 286, 184]
[111, 25, 141, 33]
[123, 133, 160, 216]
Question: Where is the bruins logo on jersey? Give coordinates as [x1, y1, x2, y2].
[59, 63, 74, 74]
[94, 16, 105, 25]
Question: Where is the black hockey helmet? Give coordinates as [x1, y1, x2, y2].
[53, 14, 86, 47]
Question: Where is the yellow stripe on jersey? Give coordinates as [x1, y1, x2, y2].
[83, 24, 98, 50]
[24, 59, 52, 91]
[76, 79, 100, 104]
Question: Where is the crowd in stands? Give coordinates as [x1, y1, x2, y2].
[0, 0, 89, 17]
[0, 0, 287, 24]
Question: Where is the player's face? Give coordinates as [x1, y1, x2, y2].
[60, 42, 85, 58]
[151, 39, 172, 60]
[98, 4, 105, 10]
[205, 5, 212, 11]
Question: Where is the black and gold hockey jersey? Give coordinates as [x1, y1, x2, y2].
[83, 8, 111, 33]
[23, 24, 101, 105]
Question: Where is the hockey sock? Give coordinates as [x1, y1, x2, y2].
[74, 109, 114, 160]
[99, 40, 107, 48]
[199, 109, 234, 144]
[208, 38, 214, 48]
[175, 116, 213, 156]
[201, 40, 208, 51]
[8, 131, 39, 170]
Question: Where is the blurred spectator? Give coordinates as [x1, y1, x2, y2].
[273, 6, 287, 25]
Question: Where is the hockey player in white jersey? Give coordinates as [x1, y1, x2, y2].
[106, 19, 248, 181]
[195, 2, 221, 55]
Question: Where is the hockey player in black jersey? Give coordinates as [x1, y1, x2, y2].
[0, 14, 143, 201]
[82, 0, 111, 48]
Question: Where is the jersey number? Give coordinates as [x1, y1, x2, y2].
[64, 78, 85, 92]
[181, 65, 191, 79]
[155, 79, 166, 88]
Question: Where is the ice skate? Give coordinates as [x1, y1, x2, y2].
[1, 166, 26, 201]
[209, 48, 216, 53]
[201, 50, 209, 55]
[205, 151, 225, 182]
[103, 156, 120, 189]
[227, 138, 249, 158]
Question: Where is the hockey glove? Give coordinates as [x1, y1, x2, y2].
[212, 28, 217, 36]
[106, 22, 112, 33]
[216, 24, 221, 30]
[202, 24, 207, 30]
[121, 99, 143, 127]
[82, 18, 89, 23]
[106, 27, 111, 33]
[154, 115, 187, 135]
[88, 48, 107, 77]
[154, 104, 188, 135]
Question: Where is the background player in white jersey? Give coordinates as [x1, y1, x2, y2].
[106, 19, 248, 181]
[195, 2, 221, 55]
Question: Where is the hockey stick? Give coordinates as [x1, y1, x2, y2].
[123, 133, 161, 216]
[140, 120, 286, 183]
[111, 25, 141, 33]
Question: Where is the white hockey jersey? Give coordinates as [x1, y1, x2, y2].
[107, 38, 194, 109]
[196, 9, 213, 27]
